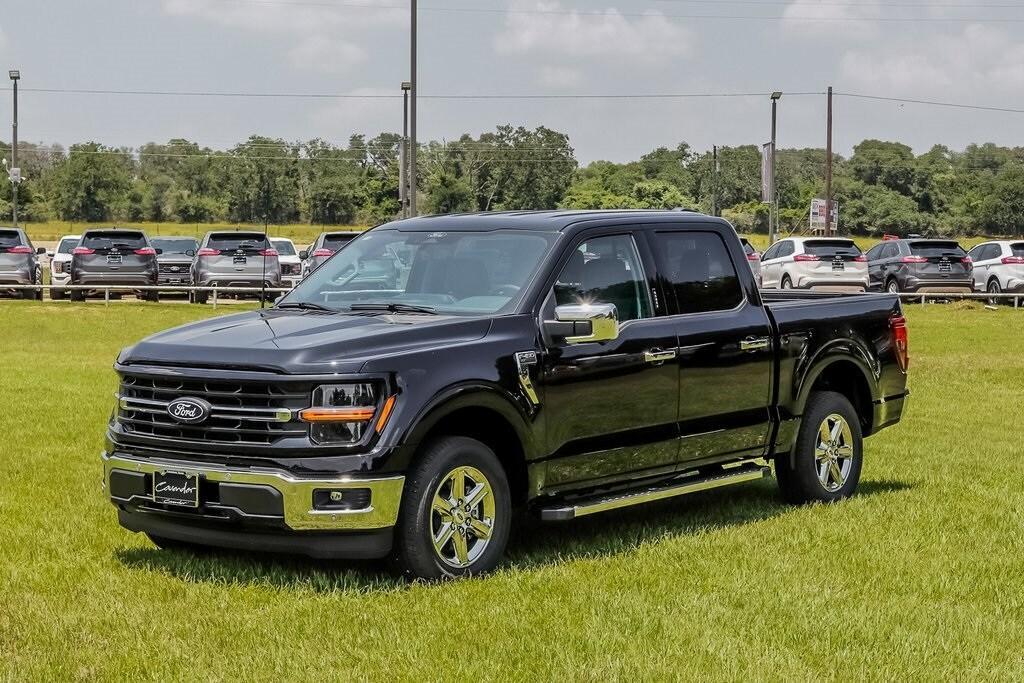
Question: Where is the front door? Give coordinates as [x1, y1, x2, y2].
[540, 232, 681, 490]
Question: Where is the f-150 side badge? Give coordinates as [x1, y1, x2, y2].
[515, 351, 540, 408]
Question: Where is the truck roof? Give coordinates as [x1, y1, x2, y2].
[385, 209, 717, 233]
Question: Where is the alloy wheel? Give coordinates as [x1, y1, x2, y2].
[430, 466, 496, 569]
[814, 413, 855, 492]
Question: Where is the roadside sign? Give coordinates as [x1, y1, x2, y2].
[8, 167, 21, 183]
[810, 198, 838, 230]
[761, 143, 773, 203]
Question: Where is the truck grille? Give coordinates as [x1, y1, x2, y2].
[159, 264, 188, 274]
[116, 373, 311, 446]
[281, 263, 301, 275]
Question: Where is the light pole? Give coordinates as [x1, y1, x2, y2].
[769, 91, 782, 243]
[9, 69, 20, 227]
[400, 81, 411, 218]
[409, 0, 418, 217]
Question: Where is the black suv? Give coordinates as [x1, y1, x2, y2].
[865, 238, 973, 294]
[103, 211, 909, 580]
[71, 229, 160, 301]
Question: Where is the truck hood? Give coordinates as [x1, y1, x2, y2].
[120, 309, 492, 375]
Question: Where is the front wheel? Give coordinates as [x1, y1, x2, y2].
[886, 279, 900, 295]
[392, 436, 511, 580]
[775, 390, 863, 505]
[781, 275, 793, 290]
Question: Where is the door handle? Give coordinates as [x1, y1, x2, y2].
[643, 349, 678, 364]
[739, 336, 770, 352]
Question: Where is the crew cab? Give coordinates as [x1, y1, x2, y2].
[103, 211, 909, 580]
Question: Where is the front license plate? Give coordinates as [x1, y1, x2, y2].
[153, 470, 200, 508]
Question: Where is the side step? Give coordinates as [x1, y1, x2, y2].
[537, 464, 772, 522]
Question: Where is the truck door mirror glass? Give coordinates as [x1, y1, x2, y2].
[547, 303, 618, 344]
[299, 250, 309, 259]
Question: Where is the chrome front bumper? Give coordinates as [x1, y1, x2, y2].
[103, 452, 404, 531]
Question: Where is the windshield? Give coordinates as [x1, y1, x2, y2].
[81, 231, 146, 250]
[283, 229, 556, 315]
[272, 240, 297, 256]
[1010, 243, 1024, 258]
[152, 238, 198, 254]
[57, 237, 80, 254]
[804, 240, 861, 257]
[909, 241, 965, 257]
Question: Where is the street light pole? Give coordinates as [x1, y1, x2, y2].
[400, 82, 411, 218]
[409, 0, 418, 217]
[769, 91, 782, 243]
[9, 69, 19, 227]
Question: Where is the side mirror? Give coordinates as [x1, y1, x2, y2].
[155, 248, 163, 255]
[185, 249, 196, 257]
[39, 247, 49, 255]
[299, 250, 309, 260]
[545, 303, 619, 344]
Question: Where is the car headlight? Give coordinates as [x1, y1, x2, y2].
[299, 383, 397, 444]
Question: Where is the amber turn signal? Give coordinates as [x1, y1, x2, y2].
[374, 395, 397, 433]
[299, 406, 376, 423]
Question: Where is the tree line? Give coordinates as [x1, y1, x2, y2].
[3, 129, 1024, 237]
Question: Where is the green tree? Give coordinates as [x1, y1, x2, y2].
[51, 143, 133, 221]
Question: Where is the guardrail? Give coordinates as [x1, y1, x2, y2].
[898, 292, 1022, 307]
[4, 284, 292, 307]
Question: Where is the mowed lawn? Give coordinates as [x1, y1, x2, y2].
[1, 302, 1022, 680]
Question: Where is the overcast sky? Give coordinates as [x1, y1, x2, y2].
[3, 0, 1024, 162]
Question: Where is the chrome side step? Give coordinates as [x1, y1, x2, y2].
[537, 464, 772, 522]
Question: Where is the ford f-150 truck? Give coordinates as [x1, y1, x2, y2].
[103, 210, 909, 580]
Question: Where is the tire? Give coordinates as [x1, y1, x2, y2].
[146, 291, 160, 303]
[987, 278, 1002, 306]
[886, 278, 900, 294]
[19, 288, 35, 300]
[775, 390, 863, 505]
[391, 436, 511, 580]
[781, 275, 793, 290]
[70, 288, 85, 302]
[146, 534, 208, 554]
[192, 290, 209, 305]
[51, 287, 65, 300]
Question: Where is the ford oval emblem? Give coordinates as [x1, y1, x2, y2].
[166, 397, 212, 424]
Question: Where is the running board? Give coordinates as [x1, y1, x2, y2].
[537, 464, 772, 522]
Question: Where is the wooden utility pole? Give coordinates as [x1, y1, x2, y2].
[824, 86, 833, 236]
[712, 145, 719, 217]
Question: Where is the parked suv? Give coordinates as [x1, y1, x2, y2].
[49, 234, 80, 300]
[865, 238, 973, 294]
[967, 241, 1024, 299]
[300, 231, 361, 278]
[191, 231, 281, 304]
[760, 237, 868, 291]
[71, 229, 160, 301]
[103, 210, 909, 580]
[152, 237, 198, 290]
[272, 238, 303, 288]
[0, 227, 45, 299]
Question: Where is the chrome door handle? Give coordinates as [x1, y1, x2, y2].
[739, 337, 770, 352]
[643, 349, 678, 364]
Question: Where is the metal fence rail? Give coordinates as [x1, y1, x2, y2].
[4, 284, 292, 307]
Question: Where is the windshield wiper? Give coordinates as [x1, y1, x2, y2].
[349, 302, 437, 314]
[276, 301, 337, 312]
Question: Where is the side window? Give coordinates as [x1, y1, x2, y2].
[653, 231, 744, 315]
[777, 241, 794, 258]
[968, 244, 984, 261]
[553, 234, 652, 323]
[866, 244, 884, 261]
[986, 244, 1002, 261]
[881, 243, 897, 259]
[763, 243, 778, 261]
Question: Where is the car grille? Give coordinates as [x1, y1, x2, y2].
[116, 373, 311, 446]
[282, 263, 301, 275]
[159, 264, 188, 274]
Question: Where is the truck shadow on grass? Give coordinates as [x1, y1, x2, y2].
[114, 479, 911, 593]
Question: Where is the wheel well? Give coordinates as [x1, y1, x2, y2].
[987, 275, 1000, 289]
[418, 406, 528, 504]
[809, 360, 874, 435]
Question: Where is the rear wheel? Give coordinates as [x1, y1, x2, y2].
[192, 290, 209, 305]
[392, 436, 511, 580]
[146, 291, 160, 303]
[70, 288, 85, 302]
[886, 278, 900, 294]
[987, 278, 1002, 305]
[50, 287, 66, 300]
[775, 390, 863, 505]
[781, 275, 793, 290]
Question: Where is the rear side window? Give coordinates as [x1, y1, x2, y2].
[778, 241, 795, 258]
[207, 233, 270, 252]
[909, 241, 966, 257]
[81, 231, 147, 250]
[0, 230, 22, 248]
[1010, 243, 1024, 258]
[57, 238, 80, 254]
[804, 240, 861, 257]
[654, 231, 744, 315]
[323, 234, 358, 250]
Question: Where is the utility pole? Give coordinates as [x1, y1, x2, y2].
[824, 86, 834, 236]
[770, 92, 782, 243]
[711, 145, 719, 217]
[9, 70, 20, 227]
[409, 0, 418, 217]
[400, 82, 411, 218]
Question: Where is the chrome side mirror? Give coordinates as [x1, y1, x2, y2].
[548, 303, 619, 344]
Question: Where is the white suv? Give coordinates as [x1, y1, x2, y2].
[760, 237, 868, 291]
[967, 240, 1024, 298]
[49, 234, 80, 299]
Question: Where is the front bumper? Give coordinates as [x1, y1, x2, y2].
[103, 451, 405, 532]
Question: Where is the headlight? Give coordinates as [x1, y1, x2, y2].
[299, 383, 396, 444]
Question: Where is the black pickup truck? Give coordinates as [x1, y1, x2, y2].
[104, 210, 909, 579]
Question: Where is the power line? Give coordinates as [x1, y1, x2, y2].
[836, 92, 1024, 115]
[653, 0, 1024, 7]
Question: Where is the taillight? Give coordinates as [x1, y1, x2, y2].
[960, 256, 972, 265]
[312, 248, 334, 258]
[259, 248, 279, 257]
[853, 255, 867, 262]
[4, 245, 33, 254]
[793, 254, 820, 262]
[197, 248, 221, 257]
[746, 252, 760, 262]
[1002, 256, 1024, 265]
[890, 314, 909, 372]
[900, 255, 928, 263]
[72, 246, 95, 255]
[134, 247, 156, 256]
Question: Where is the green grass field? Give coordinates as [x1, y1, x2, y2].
[1, 302, 1022, 680]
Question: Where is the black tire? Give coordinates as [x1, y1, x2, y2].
[775, 390, 863, 505]
[70, 288, 85, 302]
[781, 275, 793, 290]
[19, 288, 35, 300]
[391, 436, 511, 580]
[193, 290, 209, 305]
[146, 291, 160, 303]
[886, 278, 900, 294]
[146, 534, 208, 554]
[987, 278, 1002, 305]
[51, 287, 66, 300]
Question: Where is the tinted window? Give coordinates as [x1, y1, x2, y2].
[57, 237, 80, 254]
[778, 241, 795, 258]
[866, 244, 884, 260]
[207, 233, 270, 252]
[1011, 243, 1024, 258]
[740, 239, 755, 256]
[554, 235, 652, 323]
[909, 241, 966, 257]
[654, 231, 743, 315]
[323, 234, 359, 250]
[804, 240, 861, 257]
[271, 240, 297, 256]
[882, 243, 900, 259]
[968, 244, 985, 260]
[81, 231, 147, 250]
[0, 230, 22, 248]
[152, 238, 198, 254]
[762, 244, 778, 261]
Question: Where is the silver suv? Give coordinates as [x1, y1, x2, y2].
[0, 227, 45, 300]
[191, 231, 281, 304]
[70, 229, 160, 301]
[300, 231, 361, 279]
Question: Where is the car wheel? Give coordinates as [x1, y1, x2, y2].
[70, 288, 85, 302]
[51, 287, 65, 300]
[987, 279, 1002, 306]
[146, 291, 160, 303]
[392, 436, 511, 580]
[192, 290, 209, 305]
[775, 390, 863, 505]
[781, 275, 793, 290]
[886, 279, 900, 294]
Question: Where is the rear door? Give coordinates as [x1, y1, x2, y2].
[761, 242, 788, 288]
[648, 227, 774, 465]
[866, 243, 885, 290]
[0, 229, 29, 274]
